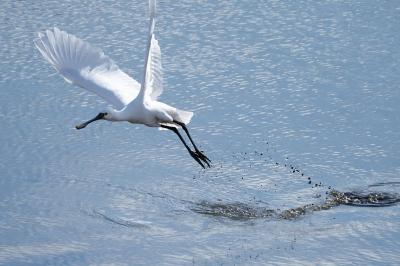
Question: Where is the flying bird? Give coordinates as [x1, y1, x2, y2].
[34, 0, 210, 168]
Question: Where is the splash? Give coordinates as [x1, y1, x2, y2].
[192, 189, 400, 221]
[192, 201, 275, 220]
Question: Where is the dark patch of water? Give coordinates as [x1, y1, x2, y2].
[192, 189, 400, 221]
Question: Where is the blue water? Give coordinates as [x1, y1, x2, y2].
[1, 0, 400, 265]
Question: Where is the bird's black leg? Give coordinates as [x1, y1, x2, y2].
[173, 120, 211, 167]
[161, 125, 205, 169]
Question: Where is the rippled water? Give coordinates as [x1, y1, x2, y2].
[1, 0, 400, 265]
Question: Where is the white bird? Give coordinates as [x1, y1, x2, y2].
[34, 0, 210, 168]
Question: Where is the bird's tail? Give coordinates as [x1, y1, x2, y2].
[158, 109, 193, 131]
[176, 109, 193, 125]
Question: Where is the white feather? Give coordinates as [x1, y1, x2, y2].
[139, 0, 164, 101]
[34, 27, 141, 109]
[146, 34, 164, 100]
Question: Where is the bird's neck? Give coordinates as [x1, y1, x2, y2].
[109, 109, 127, 122]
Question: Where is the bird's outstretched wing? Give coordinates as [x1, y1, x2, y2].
[146, 34, 163, 100]
[34, 27, 141, 109]
[141, 0, 164, 101]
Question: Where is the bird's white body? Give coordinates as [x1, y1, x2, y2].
[111, 99, 192, 128]
[34, 0, 192, 129]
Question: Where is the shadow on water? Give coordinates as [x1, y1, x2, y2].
[191, 187, 400, 221]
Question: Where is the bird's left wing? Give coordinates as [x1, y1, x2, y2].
[141, 0, 164, 101]
[35, 28, 141, 109]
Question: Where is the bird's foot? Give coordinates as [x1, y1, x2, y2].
[189, 150, 205, 169]
[195, 150, 211, 168]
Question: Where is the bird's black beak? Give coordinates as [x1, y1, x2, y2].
[75, 112, 106, 130]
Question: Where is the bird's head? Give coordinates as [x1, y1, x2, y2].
[102, 107, 120, 121]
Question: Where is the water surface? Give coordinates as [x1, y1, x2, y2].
[1, 0, 400, 265]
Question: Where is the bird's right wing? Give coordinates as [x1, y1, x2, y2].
[34, 27, 141, 110]
[145, 33, 163, 100]
[140, 0, 164, 101]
